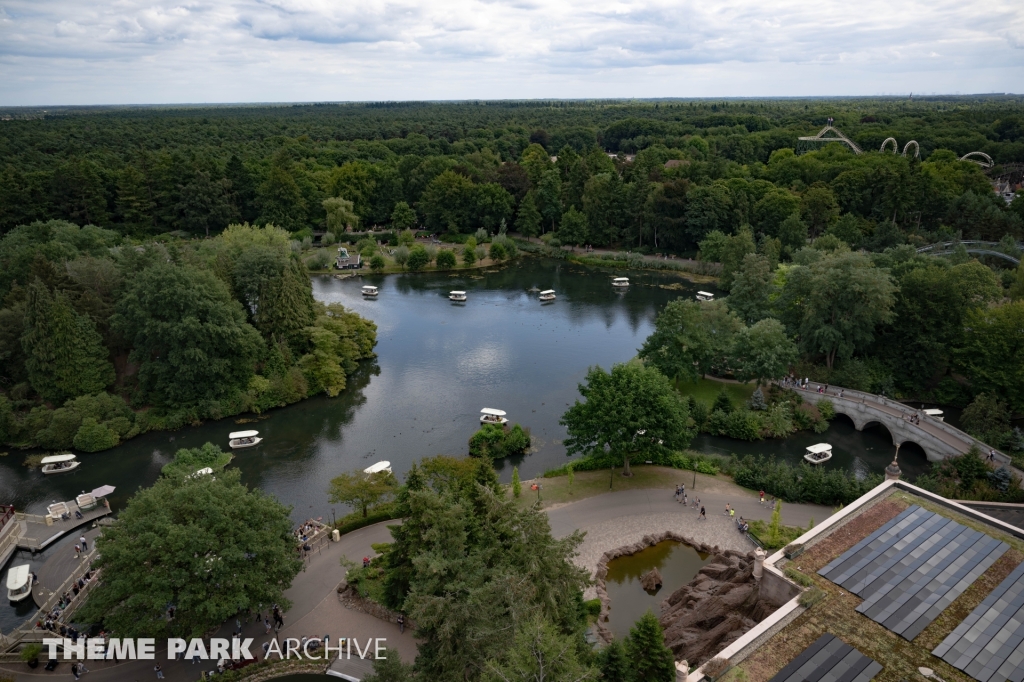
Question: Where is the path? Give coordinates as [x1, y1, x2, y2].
[548, 487, 833, 597]
[31, 528, 101, 608]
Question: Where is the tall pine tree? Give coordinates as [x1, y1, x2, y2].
[254, 257, 316, 341]
[625, 611, 676, 682]
[22, 281, 113, 404]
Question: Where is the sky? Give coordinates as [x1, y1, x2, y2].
[0, 0, 1022, 105]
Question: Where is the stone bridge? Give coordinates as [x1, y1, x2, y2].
[785, 381, 1011, 467]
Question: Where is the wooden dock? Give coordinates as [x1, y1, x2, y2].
[15, 498, 112, 552]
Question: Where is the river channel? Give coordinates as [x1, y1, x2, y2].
[0, 258, 930, 631]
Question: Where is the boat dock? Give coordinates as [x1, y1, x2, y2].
[31, 526, 102, 607]
[15, 498, 112, 552]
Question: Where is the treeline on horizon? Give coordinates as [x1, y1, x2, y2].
[1, 97, 1022, 251]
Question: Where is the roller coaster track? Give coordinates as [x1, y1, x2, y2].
[798, 125, 863, 154]
[917, 241, 1022, 265]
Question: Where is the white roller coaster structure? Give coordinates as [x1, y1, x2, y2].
[798, 125, 863, 154]
[879, 138, 919, 158]
[959, 151, 994, 168]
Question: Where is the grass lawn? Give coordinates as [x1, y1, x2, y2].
[514, 464, 756, 509]
[675, 377, 756, 406]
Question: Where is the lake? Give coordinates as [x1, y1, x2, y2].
[0, 257, 929, 631]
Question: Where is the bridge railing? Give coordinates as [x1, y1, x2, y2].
[776, 380, 1011, 468]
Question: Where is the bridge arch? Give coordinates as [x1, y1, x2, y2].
[902, 140, 920, 159]
[880, 137, 898, 154]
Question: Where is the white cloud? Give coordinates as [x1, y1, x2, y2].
[0, 0, 1020, 104]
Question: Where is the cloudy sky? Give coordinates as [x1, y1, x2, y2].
[1, 0, 1022, 105]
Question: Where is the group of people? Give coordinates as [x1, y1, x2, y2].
[903, 412, 922, 425]
[37, 570, 95, 633]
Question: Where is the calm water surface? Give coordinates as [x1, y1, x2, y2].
[604, 540, 713, 639]
[0, 258, 929, 629]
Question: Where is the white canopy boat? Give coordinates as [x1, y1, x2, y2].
[361, 285, 379, 297]
[480, 408, 509, 425]
[804, 443, 833, 465]
[41, 454, 79, 475]
[6, 565, 33, 603]
[47, 501, 70, 518]
[76, 492, 97, 511]
[539, 289, 556, 302]
[696, 291, 714, 302]
[189, 467, 214, 479]
[612, 277, 630, 288]
[228, 430, 262, 449]
[923, 409, 944, 422]
[364, 461, 393, 476]
[449, 290, 467, 302]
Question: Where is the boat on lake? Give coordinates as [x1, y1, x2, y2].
[47, 501, 70, 518]
[362, 285, 379, 297]
[6, 565, 33, 603]
[364, 461, 392, 475]
[41, 454, 79, 475]
[696, 291, 714, 302]
[480, 408, 508, 425]
[76, 492, 97, 511]
[539, 289, 556, 302]
[228, 430, 262, 449]
[804, 443, 833, 465]
[450, 291, 467, 302]
[612, 277, 630, 287]
[923, 409, 944, 421]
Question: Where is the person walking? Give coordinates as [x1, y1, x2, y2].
[265, 617, 272, 634]
[80, 535, 88, 552]
[698, 506, 706, 520]
[759, 490, 765, 505]
[724, 503, 731, 516]
[154, 664, 164, 679]
[71, 663, 80, 680]
[397, 614, 405, 634]
[74, 544, 81, 559]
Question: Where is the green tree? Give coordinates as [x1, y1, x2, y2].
[639, 299, 743, 382]
[254, 257, 317, 341]
[407, 245, 430, 271]
[720, 227, 757, 289]
[625, 611, 676, 682]
[511, 466, 521, 498]
[561, 362, 692, 476]
[21, 282, 114, 405]
[777, 213, 809, 252]
[1009, 263, 1024, 301]
[363, 648, 414, 682]
[777, 251, 896, 368]
[112, 263, 264, 407]
[398, 229, 416, 247]
[960, 393, 1012, 449]
[489, 241, 508, 262]
[462, 239, 477, 265]
[515, 191, 542, 239]
[393, 245, 410, 269]
[713, 390, 733, 414]
[256, 151, 307, 231]
[328, 468, 399, 518]
[73, 417, 119, 452]
[753, 189, 800, 239]
[535, 170, 563, 233]
[958, 301, 1024, 412]
[390, 201, 417, 231]
[728, 253, 774, 324]
[482, 618, 598, 682]
[598, 639, 631, 682]
[323, 197, 360, 233]
[698, 230, 729, 262]
[78, 469, 301, 638]
[559, 206, 589, 249]
[732, 318, 798, 386]
[176, 170, 234, 238]
[420, 170, 476, 233]
[370, 254, 386, 273]
[435, 249, 457, 269]
[800, 185, 840, 237]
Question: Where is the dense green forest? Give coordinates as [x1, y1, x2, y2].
[1, 97, 1023, 452]
[0, 222, 377, 451]
[1, 97, 1022, 249]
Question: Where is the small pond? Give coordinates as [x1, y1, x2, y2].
[604, 540, 713, 639]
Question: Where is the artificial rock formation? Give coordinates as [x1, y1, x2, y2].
[659, 549, 778, 666]
[641, 567, 663, 591]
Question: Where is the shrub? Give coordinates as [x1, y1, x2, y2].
[462, 244, 476, 265]
[749, 387, 767, 411]
[435, 249, 457, 269]
[393, 245, 410, 268]
[798, 587, 826, 608]
[784, 567, 814, 587]
[20, 644, 42, 662]
[73, 417, 119, 452]
[398, 229, 415, 246]
[512, 466, 521, 498]
[407, 246, 430, 271]
[489, 242, 507, 261]
[713, 390, 733, 414]
[584, 598, 601, 617]
[733, 455, 880, 506]
[469, 423, 531, 459]
[370, 255, 385, 272]
[817, 398, 835, 420]
[704, 657, 731, 680]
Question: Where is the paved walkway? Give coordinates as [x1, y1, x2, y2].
[0, 486, 832, 681]
[548, 487, 833, 597]
[31, 528, 101, 608]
